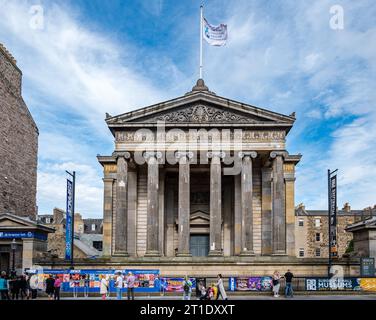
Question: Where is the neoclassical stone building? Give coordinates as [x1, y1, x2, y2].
[98, 79, 302, 265]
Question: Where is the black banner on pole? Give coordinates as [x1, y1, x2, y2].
[329, 173, 338, 258]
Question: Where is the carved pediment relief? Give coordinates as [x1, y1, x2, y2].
[133, 103, 266, 124]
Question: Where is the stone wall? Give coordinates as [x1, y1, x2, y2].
[295, 215, 356, 258]
[0, 44, 38, 218]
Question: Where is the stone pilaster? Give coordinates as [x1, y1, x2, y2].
[159, 168, 165, 256]
[239, 151, 257, 256]
[176, 151, 193, 256]
[208, 151, 225, 256]
[114, 152, 130, 256]
[144, 151, 162, 256]
[102, 177, 114, 257]
[284, 163, 296, 257]
[127, 163, 138, 257]
[270, 151, 288, 255]
[234, 174, 242, 255]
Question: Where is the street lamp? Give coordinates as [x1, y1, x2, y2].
[11, 238, 17, 273]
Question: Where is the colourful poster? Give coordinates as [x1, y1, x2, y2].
[359, 278, 376, 292]
[234, 277, 272, 291]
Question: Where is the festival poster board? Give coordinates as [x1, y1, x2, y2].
[230, 277, 273, 291]
[358, 278, 376, 292]
[160, 277, 196, 292]
[39, 269, 160, 292]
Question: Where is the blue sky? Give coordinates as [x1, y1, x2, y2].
[0, 0, 375, 218]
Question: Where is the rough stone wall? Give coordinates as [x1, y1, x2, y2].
[0, 44, 38, 218]
[305, 215, 355, 258]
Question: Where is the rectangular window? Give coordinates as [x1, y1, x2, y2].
[93, 241, 103, 251]
[299, 248, 304, 257]
[45, 218, 50, 224]
[315, 218, 321, 228]
[315, 233, 321, 242]
[91, 224, 96, 231]
[315, 248, 321, 257]
[298, 219, 304, 227]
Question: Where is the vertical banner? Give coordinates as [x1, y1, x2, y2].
[329, 173, 338, 258]
[65, 179, 73, 260]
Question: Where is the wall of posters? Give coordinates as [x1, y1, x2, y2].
[229, 277, 273, 291]
[33, 269, 160, 293]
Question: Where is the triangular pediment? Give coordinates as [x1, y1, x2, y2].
[190, 210, 210, 225]
[0, 213, 55, 232]
[106, 90, 295, 128]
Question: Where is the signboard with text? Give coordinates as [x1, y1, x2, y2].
[329, 174, 338, 258]
[65, 179, 73, 260]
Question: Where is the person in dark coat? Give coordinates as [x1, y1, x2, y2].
[10, 275, 20, 300]
[45, 275, 55, 300]
[19, 275, 28, 299]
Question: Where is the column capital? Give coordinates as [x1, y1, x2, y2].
[207, 151, 226, 159]
[143, 151, 163, 162]
[102, 177, 115, 183]
[112, 151, 131, 160]
[238, 151, 257, 159]
[270, 150, 288, 159]
[175, 151, 194, 160]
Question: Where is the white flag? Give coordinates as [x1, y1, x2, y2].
[203, 18, 227, 46]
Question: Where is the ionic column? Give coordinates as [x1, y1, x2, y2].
[239, 151, 257, 256]
[144, 151, 161, 256]
[208, 151, 225, 256]
[270, 151, 287, 255]
[176, 151, 193, 256]
[114, 152, 130, 256]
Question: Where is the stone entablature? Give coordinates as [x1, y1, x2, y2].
[98, 80, 301, 261]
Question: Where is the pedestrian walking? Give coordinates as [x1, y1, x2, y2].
[215, 274, 228, 300]
[45, 274, 55, 300]
[9, 275, 20, 300]
[182, 276, 192, 300]
[100, 275, 109, 300]
[284, 269, 294, 298]
[115, 272, 123, 300]
[0, 271, 10, 300]
[126, 272, 136, 300]
[272, 271, 281, 297]
[19, 275, 28, 299]
[54, 276, 62, 300]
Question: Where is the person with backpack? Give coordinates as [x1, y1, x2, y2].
[0, 271, 9, 300]
[182, 276, 192, 300]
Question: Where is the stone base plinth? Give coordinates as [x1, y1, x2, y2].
[36, 257, 360, 277]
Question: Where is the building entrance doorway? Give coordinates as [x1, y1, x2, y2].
[190, 234, 209, 257]
[0, 252, 10, 273]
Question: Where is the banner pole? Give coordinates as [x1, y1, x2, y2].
[199, 5, 203, 79]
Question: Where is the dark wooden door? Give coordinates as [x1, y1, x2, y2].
[190, 235, 209, 256]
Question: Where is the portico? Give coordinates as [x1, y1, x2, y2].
[98, 80, 301, 261]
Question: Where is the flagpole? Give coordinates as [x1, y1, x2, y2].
[199, 5, 203, 79]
